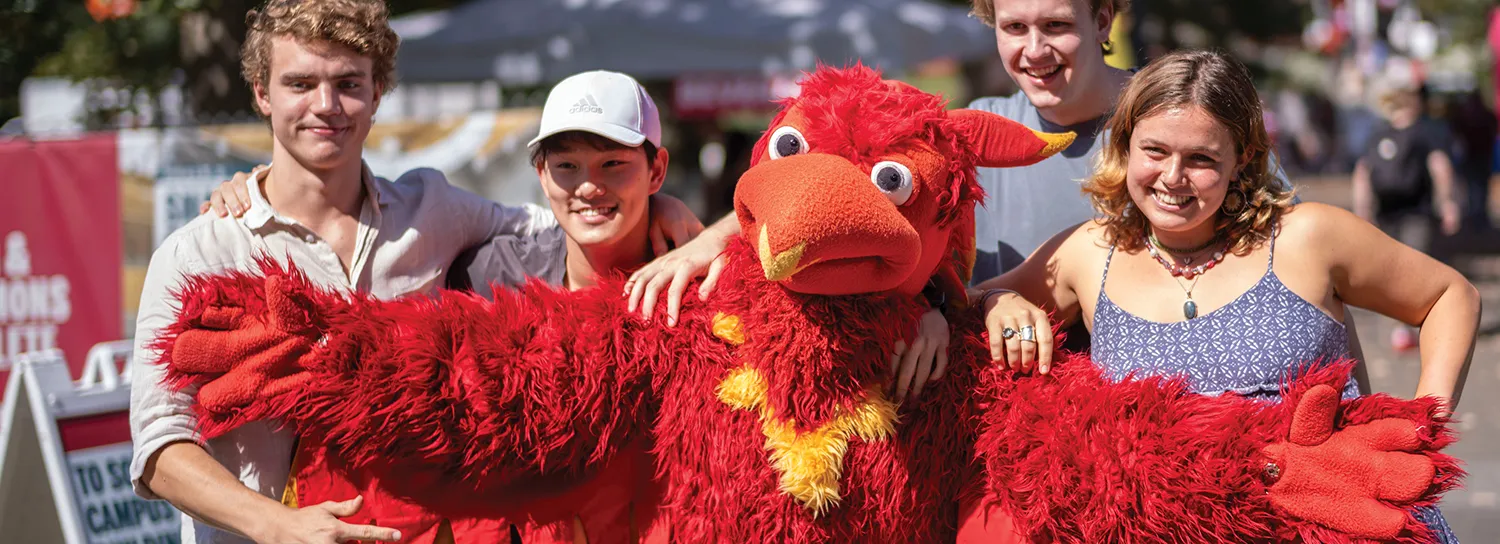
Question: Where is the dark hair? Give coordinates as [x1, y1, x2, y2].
[1083, 49, 1293, 255]
[529, 131, 659, 168]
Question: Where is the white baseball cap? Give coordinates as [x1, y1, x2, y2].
[527, 70, 662, 150]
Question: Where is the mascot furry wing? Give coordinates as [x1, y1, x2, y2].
[154, 65, 1459, 543]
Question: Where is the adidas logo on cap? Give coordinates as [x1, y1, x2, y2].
[527, 70, 661, 150]
[568, 94, 604, 115]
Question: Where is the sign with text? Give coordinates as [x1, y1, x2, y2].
[0, 135, 122, 384]
[66, 442, 180, 543]
[0, 346, 180, 543]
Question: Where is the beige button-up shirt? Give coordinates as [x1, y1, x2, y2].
[128, 165, 554, 543]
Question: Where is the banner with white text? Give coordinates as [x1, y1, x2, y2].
[0, 135, 122, 385]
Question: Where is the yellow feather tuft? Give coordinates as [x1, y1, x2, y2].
[716, 365, 898, 516]
[711, 312, 747, 345]
[716, 364, 768, 410]
[842, 385, 899, 442]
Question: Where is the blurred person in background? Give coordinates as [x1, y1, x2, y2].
[1447, 90, 1495, 230]
[1353, 80, 1463, 352]
[1334, 61, 1381, 173]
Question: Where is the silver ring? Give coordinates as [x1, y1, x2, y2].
[1001, 327, 1017, 339]
[1019, 325, 1036, 342]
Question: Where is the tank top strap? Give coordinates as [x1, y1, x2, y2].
[1266, 223, 1280, 272]
[1100, 243, 1117, 292]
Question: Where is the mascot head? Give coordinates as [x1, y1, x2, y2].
[735, 64, 1074, 301]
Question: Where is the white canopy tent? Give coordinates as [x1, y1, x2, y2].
[391, 0, 997, 85]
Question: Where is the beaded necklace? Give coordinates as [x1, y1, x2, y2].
[1144, 231, 1228, 319]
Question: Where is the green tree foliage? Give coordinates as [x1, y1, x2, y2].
[1, 0, 79, 125]
[1, 0, 463, 126]
[1417, 0, 1493, 45]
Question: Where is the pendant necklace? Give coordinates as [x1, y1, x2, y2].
[1145, 232, 1226, 319]
[1169, 273, 1204, 319]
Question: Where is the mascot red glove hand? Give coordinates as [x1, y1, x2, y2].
[1262, 384, 1437, 539]
[168, 275, 326, 436]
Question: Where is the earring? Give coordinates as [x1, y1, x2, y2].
[1222, 187, 1249, 215]
[1101, 39, 1115, 55]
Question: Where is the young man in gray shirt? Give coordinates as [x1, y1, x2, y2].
[445, 70, 670, 543]
[450, 70, 671, 296]
[965, 0, 1134, 282]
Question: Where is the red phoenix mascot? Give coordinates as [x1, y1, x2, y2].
[155, 65, 1459, 543]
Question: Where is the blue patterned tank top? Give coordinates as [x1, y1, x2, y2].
[1090, 230, 1361, 399]
[1088, 230, 1460, 542]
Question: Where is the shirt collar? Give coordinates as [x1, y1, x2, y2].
[240, 161, 388, 231]
[361, 162, 394, 207]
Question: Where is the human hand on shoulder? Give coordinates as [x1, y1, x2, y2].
[626, 213, 738, 326]
[199, 165, 267, 218]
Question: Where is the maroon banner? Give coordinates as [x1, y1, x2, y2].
[0, 135, 121, 386]
[672, 73, 800, 120]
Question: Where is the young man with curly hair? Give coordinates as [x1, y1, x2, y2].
[129, 2, 556, 542]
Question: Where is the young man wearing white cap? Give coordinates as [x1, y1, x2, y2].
[450, 70, 673, 296]
[443, 69, 671, 543]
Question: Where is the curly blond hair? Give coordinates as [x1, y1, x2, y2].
[969, 0, 1130, 28]
[1083, 49, 1294, 255]
[241, 0, 399, 114]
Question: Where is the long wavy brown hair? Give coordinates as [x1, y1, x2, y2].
[1083, 49, 1294, 255]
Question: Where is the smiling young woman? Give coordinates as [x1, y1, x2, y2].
[971, 49, 1476, 541]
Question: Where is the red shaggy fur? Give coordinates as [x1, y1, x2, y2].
[152, 66, 1460, 542]
[972, 340, 1460, 543]
[751, 64, 984, 227]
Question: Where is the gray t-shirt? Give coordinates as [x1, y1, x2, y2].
[968, 93, 1106, 284]
[448, 225, 570, 293]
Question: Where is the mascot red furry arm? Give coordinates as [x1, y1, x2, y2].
[154, 268, 684, 517]
[152, 65, 1458, 543]
[967, 344, 1459, 544]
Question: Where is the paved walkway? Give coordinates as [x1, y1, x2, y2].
[1295, 175, 1499, 541]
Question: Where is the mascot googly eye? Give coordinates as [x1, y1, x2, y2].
[769, 126, 808, 159]
[869, 161, 914, 206]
